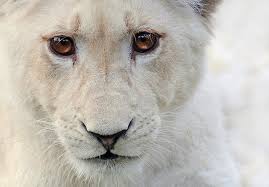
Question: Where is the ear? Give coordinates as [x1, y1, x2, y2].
[187, 0, 221, 19]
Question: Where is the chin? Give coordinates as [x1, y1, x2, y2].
[68, 152, 144, 180]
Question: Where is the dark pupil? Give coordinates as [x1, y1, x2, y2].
[138, 34, 149, 42]
[55, 37, 70, 47]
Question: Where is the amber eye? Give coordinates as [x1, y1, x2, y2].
[49, 36, 76, 56]
[133, 32, 159, 54]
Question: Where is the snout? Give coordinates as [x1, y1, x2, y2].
[58, 111, 160, 167]
[68, 93, 139, 160]
[57, 91, 160, 164]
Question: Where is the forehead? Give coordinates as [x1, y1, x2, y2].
[35, 0, 168, 36]
[77, 0, 137, 36]
[77, 0, 169, 36]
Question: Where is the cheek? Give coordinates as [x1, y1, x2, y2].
[134, 59, 177, 109]
[141, 37, 203, 109]
[25, 53, 70, 111]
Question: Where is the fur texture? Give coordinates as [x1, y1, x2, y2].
[0, 0, 239, 186]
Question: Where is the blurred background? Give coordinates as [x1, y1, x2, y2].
[207, 0, 269, 186]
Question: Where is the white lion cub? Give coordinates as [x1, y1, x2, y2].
[0, 0, 240, 186]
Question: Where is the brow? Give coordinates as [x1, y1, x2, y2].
[41, 15, 82, 40]
[124, 12, 135, 33]
[71, 14, 81, 33]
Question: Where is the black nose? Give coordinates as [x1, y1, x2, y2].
[81, 120, 133, 150]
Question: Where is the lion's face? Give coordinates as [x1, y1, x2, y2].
[1, 0, 211, 180]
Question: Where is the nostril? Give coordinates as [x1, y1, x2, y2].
[80, 121, 89, 132]
[128, 118, 134, 130]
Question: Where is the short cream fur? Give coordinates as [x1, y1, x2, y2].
[0, 0, 239, 186]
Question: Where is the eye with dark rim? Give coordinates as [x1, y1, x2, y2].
[132, 32, 160, 54]
[49, 35, 76, 57]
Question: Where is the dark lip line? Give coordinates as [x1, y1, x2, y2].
[82, 152, 137, 161]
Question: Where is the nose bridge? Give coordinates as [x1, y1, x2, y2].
[89, 31, 130, 84]
[82, 92, 133, 135]
[79, 36, 133, 134]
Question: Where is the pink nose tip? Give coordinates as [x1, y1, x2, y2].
[100, 137, 116, 147]
[96, 135, 121, 150]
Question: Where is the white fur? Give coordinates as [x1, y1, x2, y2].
[0, 0, 239, 186]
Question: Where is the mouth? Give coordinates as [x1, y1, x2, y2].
[83, 151, 137, 161]
[94, 151, 120, 160]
